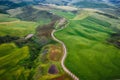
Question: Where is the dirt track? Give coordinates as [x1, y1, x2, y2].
[51, 29, 79, 80]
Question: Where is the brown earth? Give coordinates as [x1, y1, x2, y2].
[51, 74, 73, 80]
[49, 45, 63, 61]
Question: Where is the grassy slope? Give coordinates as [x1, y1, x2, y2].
[50, 10, 76, 19]
[0, 13, 39, 37]
[0, 13, 19, 22]
[55, 13, 120, 80]
[0, 13, 38, 80]
[0, 10, 72, 80]
[0, 21, 38, 37]
[0, 43, 29, 80]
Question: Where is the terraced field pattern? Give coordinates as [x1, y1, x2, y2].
[55, 10, 120, 80]
[0, 1, 120, 80]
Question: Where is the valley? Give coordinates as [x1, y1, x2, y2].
[0, 0, 120, 80]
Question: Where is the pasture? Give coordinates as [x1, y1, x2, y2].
[55, 15, 120, 80]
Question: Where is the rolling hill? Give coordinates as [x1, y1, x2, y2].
[0, 0, 120, 80]
[54, 9, 120, 80]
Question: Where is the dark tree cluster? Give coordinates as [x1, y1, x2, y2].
[108, 33, 120, 48]
[0, 35, 19, 44]
[16, 6, 60, 22]
[36, 21, 56, 37]
[17, 21, 57, 69]
[96, 12, 119, 19]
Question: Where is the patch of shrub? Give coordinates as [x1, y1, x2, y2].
[108, 32, 120, 48]
[0, 35, 19, 44]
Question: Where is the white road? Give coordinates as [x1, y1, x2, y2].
[51, 30, 79, 80]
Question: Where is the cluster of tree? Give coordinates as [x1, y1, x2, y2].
[108, 32, 120, 48]
[0, 35, 19, 44]
[17, 21, 57, 69]
[17, 35, 57, 69]
[36, 21, 56, 37]
[96, 12, 119, 19]
[16, 6, 60, 22]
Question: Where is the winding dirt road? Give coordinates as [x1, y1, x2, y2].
[51, 30, 79, 80]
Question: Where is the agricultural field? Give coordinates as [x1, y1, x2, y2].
[7, 6, 60, 25]
[0, 13, 37, 80]
[50, 10, 76, 19]
[0, 0, 120, 80]
[0, 43, 29, 80]
[0, 12, 39, 37]
[0, 13, 19, 22]
[55, 10, 120, 80]
[0, 20, 38, 37]
[0, 8, 72, 80]
[33, 44, 72, 80]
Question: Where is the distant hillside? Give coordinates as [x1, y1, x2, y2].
[0, 0, 119, 8]
[109, 0, 120, 7]
[0, 0, 119, 15]
[72, 1, 114, 8]
[34, 0, 119, 8]
[15, 6, 60, 22]
[0, 0, 36, 13]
